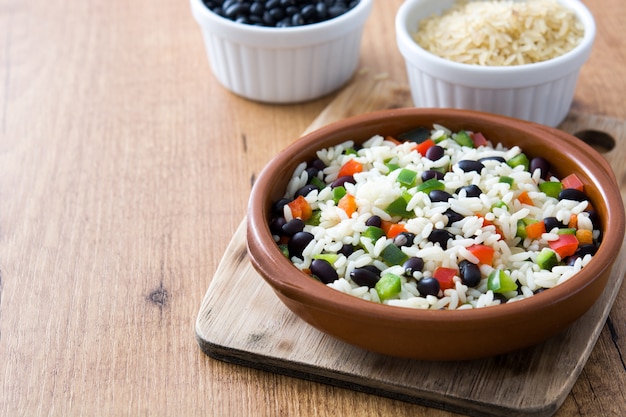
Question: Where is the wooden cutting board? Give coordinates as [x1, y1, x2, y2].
[195, 73, 626, 417]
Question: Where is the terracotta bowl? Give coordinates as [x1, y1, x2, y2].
[247, 108, 624, 361]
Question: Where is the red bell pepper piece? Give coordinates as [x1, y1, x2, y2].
[433, 267, 457, 290]
[561, 173, 584, 192]
[525, 220, 546, 240]
[337, 193, 357, 217]
[416, 138, 436, 156]
[287, 195, 312, 221]
[381, 221, 408, 239]
[549, 234, 579, 258]
[517, 190, 533, 206]
[337, 159, 363, 178]
[471, 132, 488, 147]
[467, 244, 495, 265]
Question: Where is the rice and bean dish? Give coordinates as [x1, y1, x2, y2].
[269, 125, 601, 310]
[412, 0, 585, 66]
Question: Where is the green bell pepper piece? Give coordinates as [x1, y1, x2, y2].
[487, 270, 518, 293]
[453, 130, 474, 147]
[507, 153, 530, 171]
[332, 186, 346, 204]
[537, 248, 558, 270]
[397, 168, 418, 187]
[538, 181, 563, 199]
[375, 273, 402, 301]
[312, 253, 339, 264]
[386, 196, 412, 217]
[363, 226, 385, 241]
[381, 244, 409, 266]
[416, 178, 445, 194]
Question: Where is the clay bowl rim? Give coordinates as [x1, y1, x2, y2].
[247, 108, 625, 329]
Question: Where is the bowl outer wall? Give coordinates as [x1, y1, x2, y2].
[395, 0, 596, 88]
[247, 108, 625, 360]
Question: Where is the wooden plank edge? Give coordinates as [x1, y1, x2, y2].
[195, 333, 562, 417]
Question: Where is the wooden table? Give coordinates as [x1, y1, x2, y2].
[1, 0, 625, 416]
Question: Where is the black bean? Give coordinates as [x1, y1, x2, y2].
[403, 257, 424, 276]
[282, 218, 305, 236]
[429, 189, 452, 202]
[530, 157, 550, 179]
[294, 183, 318, 198]
[493, 293, 509, 304]
[224, 2, 249, 18]
[365, 215, 382, 227]
[331, 175, 355, 188]
[456, 184, 482, 198]
[328, 4, 348, 17]
[361, 264, 381, 275]
[249, 2, 264, 15]
[457, 160, 485, 173]
[310, 158, 326, 171]
[262, 10, 276, 25]
[543, 216, 566, 231]
[271, 197, 291, 216]
[565, 243, 599, 265]
[338, 244, 354, 257]
[305, 166, 320, 181]
[269, 216, 287, 235]
[291, 12, 304, 25]
[311, 259, 338, 284]
[301, 4, 316, 19]
[428, 229, 454, 249]
[421, 170, 444, 182]
[444, 208, 464, 225]
[558, 188, 588, 202]
[350, 267, 380, 288]
[587, 210, 600, 229]
[425, 145, 445, 161]
[393, 232, 415, 247]
[478, 155, 506, 163]
[397, 126, 430, 143]
[459, 260, 481, 287]
[416, 277, 440, 297]
[268, 6, 285, 21]
[315, 2, 328, 19]
[288, 231, 314, 259]
[248, 14, 264, 24]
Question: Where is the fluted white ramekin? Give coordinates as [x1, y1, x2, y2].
[190, 0, 373, 104]
[395, 0, 596, 127]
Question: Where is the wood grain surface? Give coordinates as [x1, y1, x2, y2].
[1, 0, 626, 416]
[196, 74, 626, 417]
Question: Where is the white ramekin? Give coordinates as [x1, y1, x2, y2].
[190, 0, 373, 104]
[395, 0, 596, 127]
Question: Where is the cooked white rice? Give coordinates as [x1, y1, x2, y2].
[412, 0, 585, 66]
[278, 126, 598, 310]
